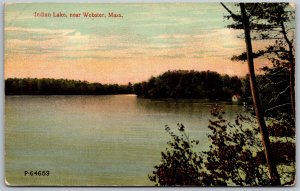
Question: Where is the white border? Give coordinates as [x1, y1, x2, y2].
[0, 0, 298, 190]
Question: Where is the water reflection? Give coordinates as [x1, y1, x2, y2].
[5, 95, 243, 186]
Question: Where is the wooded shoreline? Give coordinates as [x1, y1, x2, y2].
[5, 70, 243, 102]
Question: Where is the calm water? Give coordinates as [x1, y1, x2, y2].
[5, 95, 242, 186]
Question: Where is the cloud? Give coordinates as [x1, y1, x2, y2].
[154, 28, 242, 40]
[155, 54, 186, 58]
[5, 26, 118, 55]
[6, 25, 139, 53]
[147, 28, 246, 60]
[5, 26, 247, 63]
[154, 34, 192, 39]
[55, 55, 133, 60]
[5, 27, 75, 35]
[5, 27, 241, 63]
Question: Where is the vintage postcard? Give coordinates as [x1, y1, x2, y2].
[4, 2, 295, 186]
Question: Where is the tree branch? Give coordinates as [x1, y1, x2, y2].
[220, 3, 241, 21]
[265, 103, 291, 114]
[268, 85, 290, 104]
[260, 78, 288, 89]
[286, 28, 295, 32]
[248, 4, 258, 18]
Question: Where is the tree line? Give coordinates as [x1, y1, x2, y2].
[6, 70, 290, 116]
[5, 78, 133, 95]
[133, 70, 243, 100]
[5, 70, 243, 100]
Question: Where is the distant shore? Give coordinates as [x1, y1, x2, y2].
[5, 70, 244, 101]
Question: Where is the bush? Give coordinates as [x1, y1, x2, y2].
[149, 105, 295, 186]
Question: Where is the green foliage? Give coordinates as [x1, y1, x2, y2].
[204, 107, 270, 186]
[224, 3, 294, 41]
[149, 105, 295, 186]
[5, 78, 133, 95]
[148, 124, 206, 186]
[134, 70, 242, 100]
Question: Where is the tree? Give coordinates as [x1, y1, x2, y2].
[220, 3, 280, 184]
[5, 78, 134, 95]
[133, 70, 242, 100]
[256, 70, 291, 118]
[148, 124, 206, 186]
[149, 105, 295, 186]
[204, 107, 271, 186]
[230, 3, 295, 119]
[255, 3, 295, 118]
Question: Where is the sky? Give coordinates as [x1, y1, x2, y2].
[5, 3, 271, 84]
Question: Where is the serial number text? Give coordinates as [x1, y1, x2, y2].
[24, 171, 50, 176]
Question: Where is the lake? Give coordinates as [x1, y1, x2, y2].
[5, 95, 243, 186]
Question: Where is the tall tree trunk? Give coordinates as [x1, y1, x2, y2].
[289, 62, 295, 119]
[239, 3, 281, 185]
[287, 51, 295, 120]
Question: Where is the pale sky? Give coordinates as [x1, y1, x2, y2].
[5, 3, 270, 84]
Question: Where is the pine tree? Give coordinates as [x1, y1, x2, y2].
[220, 3, 281, 185]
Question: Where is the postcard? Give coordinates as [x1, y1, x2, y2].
[4, 2, 295, 186]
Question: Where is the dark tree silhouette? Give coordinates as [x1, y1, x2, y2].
[220, 3, 280, 184]
[149, 105, 295, 186]
[134, 70, 242, 100]
[253, 3, 295, 119]
[230, 3, 295, 119]
[5, 78, 134, 95]
[6, 71, 243, 99]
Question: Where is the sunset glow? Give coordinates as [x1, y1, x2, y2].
[5, 3, 270, 84]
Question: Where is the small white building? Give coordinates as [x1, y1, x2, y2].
[232, 94, 241, 103]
